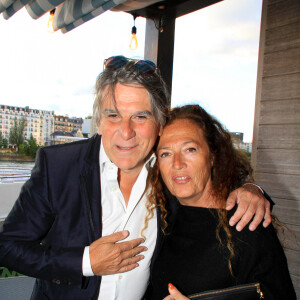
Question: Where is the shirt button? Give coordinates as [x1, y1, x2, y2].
[118, 275, 123, 280]
[112, 187, 116, 192]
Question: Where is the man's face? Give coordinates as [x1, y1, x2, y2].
[98, 83, 162, 174]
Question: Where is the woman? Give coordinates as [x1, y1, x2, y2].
[146, 105, 296, 299]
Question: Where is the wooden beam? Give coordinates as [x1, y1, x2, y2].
[168, 0, 223, 18]
[129, 0, 223, 19]
[144, 16, 176, 94]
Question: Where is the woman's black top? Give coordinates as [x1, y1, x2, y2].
[150, 204, 296, 299]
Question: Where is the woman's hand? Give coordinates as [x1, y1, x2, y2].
[226, 184, 272, 231]
[163, 283, 190, 300]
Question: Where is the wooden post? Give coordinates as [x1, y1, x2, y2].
[252, 0, 300, 296]
[144, 15, 176, 95]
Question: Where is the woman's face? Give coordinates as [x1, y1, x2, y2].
[157, 119, 214, 207]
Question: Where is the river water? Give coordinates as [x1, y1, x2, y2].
[0, 161, 35, 184]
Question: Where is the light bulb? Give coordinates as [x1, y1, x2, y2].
[130, 33, 138, 50]
[129, 26, 138, 50]
[47, 9, 55, 33]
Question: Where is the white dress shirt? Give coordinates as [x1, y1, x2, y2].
[82, 142, 157, 300]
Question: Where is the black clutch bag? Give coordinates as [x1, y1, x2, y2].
[188, 283, 264, 299]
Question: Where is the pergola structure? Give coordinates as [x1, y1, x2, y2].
[0, 0, 299, 297]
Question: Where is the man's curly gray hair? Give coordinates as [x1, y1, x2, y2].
[93, 57, 170, 128]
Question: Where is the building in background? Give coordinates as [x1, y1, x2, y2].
[0, 105, 54, 145]
[54, 115, 83, 133]
[230, 132, 244, 142]
[82, 117, 93, 138]
[239, 142, 252, 153]
[230, 132, 252, 153]
[50, 130, 86, 145]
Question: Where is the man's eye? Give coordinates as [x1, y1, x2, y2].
[135, 115, 147, 120]
[108, 114, 119, 118]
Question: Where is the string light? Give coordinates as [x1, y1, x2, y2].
[129, 14, 138, 50]
[47, 9, 55, 33]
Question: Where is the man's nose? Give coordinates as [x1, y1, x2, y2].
[119, 119, 136, 140]
[173, 153, 186, 170]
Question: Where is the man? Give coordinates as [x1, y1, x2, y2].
[0, 56, 271, 299]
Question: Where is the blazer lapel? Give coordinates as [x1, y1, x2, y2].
[80, 134, 102, 242]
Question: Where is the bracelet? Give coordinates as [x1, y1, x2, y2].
[243, 183, 264, 194]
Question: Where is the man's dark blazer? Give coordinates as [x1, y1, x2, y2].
[0, 134, 107, 299]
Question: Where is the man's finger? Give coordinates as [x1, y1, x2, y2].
[121, 254, 145, 268]
[234, 208, 256, 231]
[118, 253, 146, 273]
[226, 190, 238, 211]
[121, 245, 147, 259]
[248, 203, 265, 231]
[118, 262, 140, 274]
[101, 230, 129, 243]
[229, 201, 248, 227]
[117, 237, 145, 252]
[263, 202, 272, 228]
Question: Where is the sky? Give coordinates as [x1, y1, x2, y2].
[0, 0, 262, 142]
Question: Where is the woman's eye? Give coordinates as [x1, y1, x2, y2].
[159, 152, 169, 158]
[186, 147, 196, 152]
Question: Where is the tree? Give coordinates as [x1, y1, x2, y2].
[2, 138, 8, 149]
[19, 134, 40, 158]
[9, 117, 26, 150]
